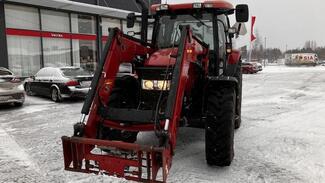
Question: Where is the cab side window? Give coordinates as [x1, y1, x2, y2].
[218, 15, 227, 60]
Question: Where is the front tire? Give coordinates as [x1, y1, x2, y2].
[205, 85, 236, 166]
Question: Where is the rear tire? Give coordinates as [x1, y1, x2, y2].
[51, 87, 62, 102]
[205, 85, 236, 166]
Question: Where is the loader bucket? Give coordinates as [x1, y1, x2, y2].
[61, 136, 171, 182]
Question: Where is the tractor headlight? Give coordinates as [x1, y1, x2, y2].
[142, 80, 170, 91]
[143, 80, 154, 90]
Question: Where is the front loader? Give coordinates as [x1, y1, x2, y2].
[61, 0, 249, 182]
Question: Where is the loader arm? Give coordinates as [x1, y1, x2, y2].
[61, 26, 208, 182]
[81, 28, 153, 138]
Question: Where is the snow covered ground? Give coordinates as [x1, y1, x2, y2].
[0, 65, 325, 183]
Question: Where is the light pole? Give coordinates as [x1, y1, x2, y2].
[264, 36, 267, 67]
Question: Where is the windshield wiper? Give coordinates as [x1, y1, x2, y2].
[159, 44, 179, 49]
[190, 15, 211, 28]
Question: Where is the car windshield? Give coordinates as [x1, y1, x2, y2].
[61, 68, 92, 77]
[157, 14, 213, 49]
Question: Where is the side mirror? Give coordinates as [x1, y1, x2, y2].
[127, 13, 136, 28]
[235, 4, 249, 23]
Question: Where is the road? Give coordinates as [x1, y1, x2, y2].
[0, 65, 324, 183]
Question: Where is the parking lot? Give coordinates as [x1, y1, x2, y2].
[1, 65, 325, 183]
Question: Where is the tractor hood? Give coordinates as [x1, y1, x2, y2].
[144, 48, 178, 67]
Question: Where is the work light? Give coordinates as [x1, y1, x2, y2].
[193, 3, 202, 9]
[156, 4, 169, 11]
[142, 80, 170, 90]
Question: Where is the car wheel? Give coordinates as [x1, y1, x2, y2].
[51, 87, 62, 102]
[25, 83, 34, 96]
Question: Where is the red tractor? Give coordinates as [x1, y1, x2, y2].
[61, 1, 248, 182]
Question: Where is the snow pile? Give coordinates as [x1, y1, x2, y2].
[0, 66, 325, 182]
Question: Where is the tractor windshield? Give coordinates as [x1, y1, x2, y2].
[157, 14, 213, 49]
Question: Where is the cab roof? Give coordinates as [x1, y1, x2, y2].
[151, 0, 234, 13]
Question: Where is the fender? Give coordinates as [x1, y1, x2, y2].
[228, 49, 241, 65]
[226, 49, 241, 76]
[50, 84, 60, 93]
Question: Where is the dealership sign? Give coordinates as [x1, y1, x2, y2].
[50, 33, 64, 38]
[6, 28, 96, 40]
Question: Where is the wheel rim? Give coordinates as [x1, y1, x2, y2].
[51, 89, 58, 101]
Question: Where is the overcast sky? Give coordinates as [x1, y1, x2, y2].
[165, 0, 325, 51]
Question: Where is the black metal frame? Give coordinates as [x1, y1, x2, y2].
[81, 28, 117, 115]
[164, 26, 188, 119]
[99, 107, 155, 124]
[0, 2, 8, 68]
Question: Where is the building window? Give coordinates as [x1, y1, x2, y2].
[101, 17, 121, 47]
[101, 17, 121, 36]
[148, 24, 154, 43]
[122, 20, 141, 39]
[72, 40, 97, 71]
[41, 10, 70, 33]
[71, 14, 96, 34]
[5, 4, 40, 30]
[43, 38, 71, 67]
[7, 36, 41, 76]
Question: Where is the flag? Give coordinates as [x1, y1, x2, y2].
[251, 16, 256, 42]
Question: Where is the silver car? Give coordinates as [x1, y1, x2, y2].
[0, 67, 25, 106]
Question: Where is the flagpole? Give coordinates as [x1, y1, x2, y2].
[248, 39, 252, 62]
[249, 16, 256, 62]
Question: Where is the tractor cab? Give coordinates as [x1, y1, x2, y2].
[127, 0, 248, 75]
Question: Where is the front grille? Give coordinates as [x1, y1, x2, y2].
[135, 67, 172, 111]
[12, 93, 24, 99]
[0, 95, 12, 101]
[136, 67, 173, 80]
[0, 93, 23, 101]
